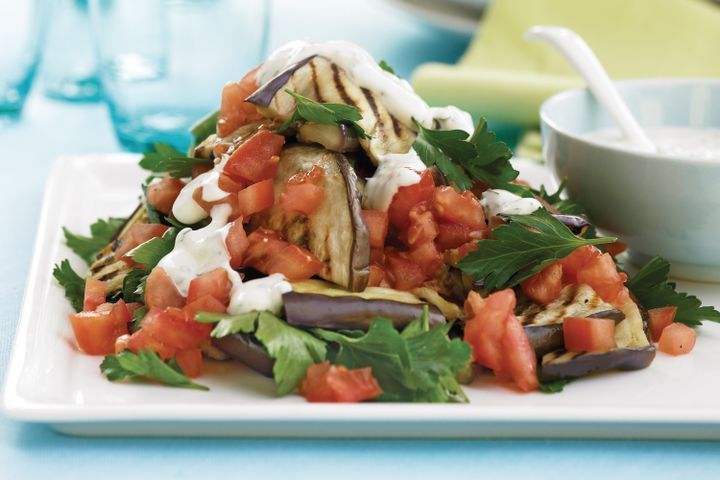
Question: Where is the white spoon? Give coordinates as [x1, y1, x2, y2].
[525, 25, 656, 153]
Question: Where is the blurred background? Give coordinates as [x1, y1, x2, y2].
[1, 0, 719, 154]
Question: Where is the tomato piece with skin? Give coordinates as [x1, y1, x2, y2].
[175, 348, 203, 378]
[384, 252, 426, 291]
[502, 314, 539, 392]
[576, 253, 630, 306]
[387, 170, 434, 230]
[144, 267, 186, 309]
[237, 178, 274, 220]
[83, 278, 106, 312]
[406, 201, 439, 246]
[558, 245, 602, 284]
[243, 228, 288, 272]
[648, 306, 678, 342]
[658, 323, 696, 355]
[116, 223, 169, 259]
[126, 324, 177, 360]
[142, 307, 213, 350]
[187, 267, 232, 306]
[225, 219, 249, 269]
[603, 241, 628, 257]
[223, 130, 285, 183]
[217, 172, 246, 194]
[463, 289, 516, 374]
[299, 361, 382, 403]
[216, 68, 263, 137]
[563, 316, 617, 353]
[69, 303, 129, 355]
[263, 243, 323, 281]
[407, 241, 443, 276]
[431, 186, 486, 229]
[146, 176, 185, 215]
[436, 223, 483, 251]
[184, 294, 228, 320]
[521, 263, 563, 305]
[362, 210, 389, 249]
[279, 183, 325, 216]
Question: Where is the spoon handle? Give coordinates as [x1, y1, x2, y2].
[526, 26, 656, 153]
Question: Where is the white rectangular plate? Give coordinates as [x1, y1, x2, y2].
[4, 154, 720, 438]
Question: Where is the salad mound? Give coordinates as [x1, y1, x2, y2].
[54, 40, 719, 402]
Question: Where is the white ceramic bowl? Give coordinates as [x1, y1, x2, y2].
[540, 78, 720, 282]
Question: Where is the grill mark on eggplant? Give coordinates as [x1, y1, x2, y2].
[331, 63, 355, 106]
[90, 255, 117, 273]
[360, 87, 384, 138]
[309, 61, 324, 102]
[389, 113, 402, 137]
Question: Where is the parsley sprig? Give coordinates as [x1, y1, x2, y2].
[52, 259, 86, 312]
[457, 209, 615, 290]
[413, 117, 520, 192]
[63, 217, 126, 265]
[535, 179, 586, 215]
[101, 349, 208, 391]
[627, 257, 720, 326]
[278, 89, 371, 140]
[127, 227, 179, 270]
[139, 142, 212, 178]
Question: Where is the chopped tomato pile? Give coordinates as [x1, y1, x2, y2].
[299, 361, 382, 402]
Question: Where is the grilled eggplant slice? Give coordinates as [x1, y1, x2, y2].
[88, 204, 150, 295]
[251, 145, 370, 291]
[249, 56, 416, 162]
[213, 334, 275, 378]
[540, 347, 656, 382]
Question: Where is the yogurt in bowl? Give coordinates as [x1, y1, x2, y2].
[540, 78, 720, 282]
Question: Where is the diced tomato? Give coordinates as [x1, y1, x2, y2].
[111, 299, 132, 324]
[126, 324, 176, 360]
[223, 130, 285, 183]
[431, 186, 486, 229]
[218, 172, 246, 194]
[368, 264, 385, 287]
[116, 223, 169, 259]
[362, 210, 389, 249]
[287, 165, 324, 185]
[175, 348, 203, 378]
[370, 247, 385, 265]
[563, 316, 616, 353]
[463, 289, 516, 374]
[648, 306, 678, 343]
[387, 170, 434, 230]
[225, 219, 249, 269]
[69, 304, 129, 355]
[187, 268, 231, 306]
[385, 252, 426, 291]
[436, 223, 483, 251]
[658, 323, 696, 355]
[237, 178, 274, 219]
[146, 176, 185, 215]
[576, 253, 629, 306]
[444, 241, 478, 265]
[407, 241, 443, 276]
[244, 228, 288, 272]
[191, 163, 213, 178]
[558, 245, 602, 284]
[83, 278, 106, 312]
[142, 307, 212, 350]
[264, 244, 323, 281]
[521, 263, 563, 305]
[502, 314, 539, 392]
[184, 294, 228, 319]
[603, 241, 628, 257]
[145, 267, 186, 309]
[192, 187, 242, 221]
[406, 201, 438, 246]
[216, 68, 264, 137]
[299, 361, 382, 403]
[279, 183, 325, 216]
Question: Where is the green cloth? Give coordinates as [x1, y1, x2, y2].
[411, 0, 720, 126]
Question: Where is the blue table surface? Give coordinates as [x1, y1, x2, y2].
[1, 1, 719, 478]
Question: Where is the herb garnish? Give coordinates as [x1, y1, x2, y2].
[100, 349, 208, 391]
[139, 142, 212, 179]
[52, 259, 86, 312]
[457, 209, 615, 290]
[535, 179, 586, 215]
[127, 228, 179, 270]
[63, 217, 126, 265]
[627, 257, 720, 326]
[278, 90, 371, 140]
[539, 377, 575, 393]
[122, 268, 147, 304]
[197, 311, 326, 395]
[412, 117, 520, 192]
[378, 59, 396, 75]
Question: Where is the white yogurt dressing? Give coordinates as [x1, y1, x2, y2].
[172, 156, 229, 225]
[583, 126, 720, 160]
[228, 274, 292, 315]
[480, 189, 542, 218]
[364, 150, 426, 211]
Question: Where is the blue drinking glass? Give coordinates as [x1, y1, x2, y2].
[88, 0, 270, 153]
[0, 1, 48, 122]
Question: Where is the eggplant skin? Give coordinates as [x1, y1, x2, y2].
[540, 346, 656, 383]
[283, 291, 445, 330]
[212, 334, 275, 378]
